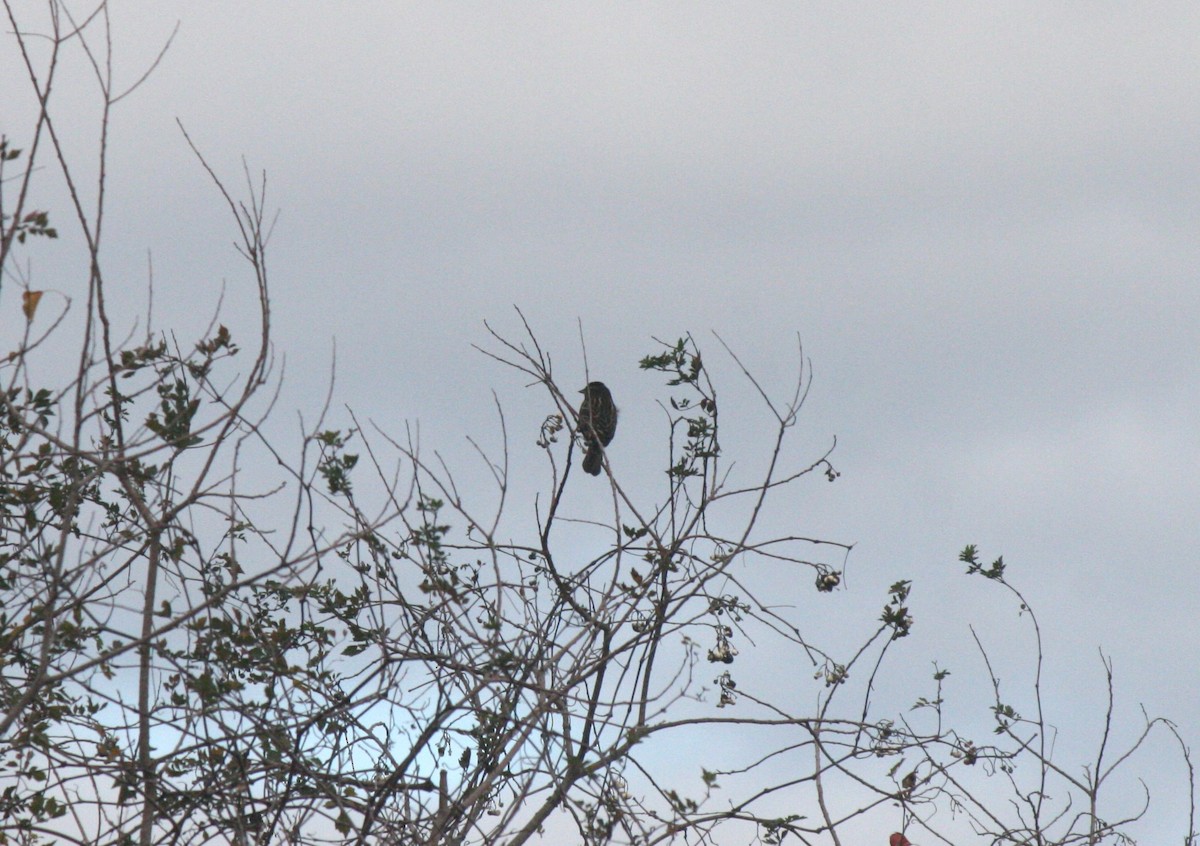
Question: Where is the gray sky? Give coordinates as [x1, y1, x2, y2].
[6, 2, 1199, 840]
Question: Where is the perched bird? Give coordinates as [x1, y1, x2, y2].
[578, 381, 618, 476]
[889, 833, 912, 846]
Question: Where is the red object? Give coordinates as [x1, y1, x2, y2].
[889, 834, 912, 846]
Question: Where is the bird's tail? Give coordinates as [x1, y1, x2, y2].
[582, 444, 603, 476]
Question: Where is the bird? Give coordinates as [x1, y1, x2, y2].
[577, 381, 618, 476]
[889, 833, 912, 846]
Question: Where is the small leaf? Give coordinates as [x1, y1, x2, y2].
[22, 290, 43, 320]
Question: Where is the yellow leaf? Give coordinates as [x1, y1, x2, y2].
[22, 290, 43, 320]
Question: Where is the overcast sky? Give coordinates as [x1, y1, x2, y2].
[6, 2, 1199, 841]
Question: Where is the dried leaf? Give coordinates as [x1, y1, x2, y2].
[22, 290, 44, 320]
